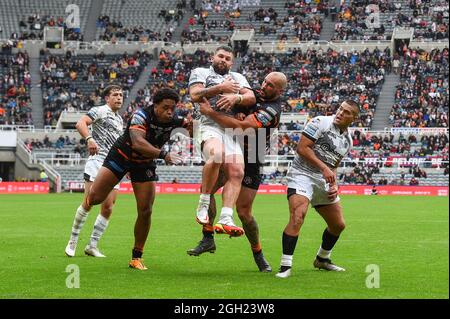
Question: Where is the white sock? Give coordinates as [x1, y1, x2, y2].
[89, 214, 109, 248]
[198, 194, 210, 210]
[219, 207, 233, 223]
[317, 246, 332, 260]
[280, 254, 293, 268]
[70, 205, 89, 242]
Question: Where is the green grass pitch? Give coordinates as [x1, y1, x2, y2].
[0, 193, 448, 299]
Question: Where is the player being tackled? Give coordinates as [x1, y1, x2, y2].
[188, 72, 287, 273]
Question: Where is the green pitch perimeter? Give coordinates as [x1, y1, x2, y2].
[0, 194, 448, 299]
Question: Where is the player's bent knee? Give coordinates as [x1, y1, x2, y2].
[101, 205, 113, 217]
[138, 207, 152, 220]
[332, 221, 346, 234]
[87, 190, 102, 206]
[291, 214, 305, 229]
[289, 206, 307, 229]
[227, 165, 244, 181]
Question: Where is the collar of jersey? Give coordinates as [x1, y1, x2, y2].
[104, 103, 119, 114]
[331, 115, 348, 135]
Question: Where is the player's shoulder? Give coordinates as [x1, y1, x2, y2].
[309, 115, 333, 127]
[191, 67, 210, 75]
[189, 67, 210, 84]
[86, 105, 104, 119]
[130, 108, 150, 123]
[94, 104, 111, 115]
[87, 105, 101, 113]
[134, 107, 149, 119]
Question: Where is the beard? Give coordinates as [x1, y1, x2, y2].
[212, 62, 229, 75]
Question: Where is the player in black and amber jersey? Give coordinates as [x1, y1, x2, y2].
[85, 88, 191, 270]
[187, 72, 287, 273]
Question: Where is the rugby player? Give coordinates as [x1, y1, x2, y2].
[189, 45, 256, 237]
[65, 85, 124, 258]
[275, 100, 360, 278]
[187, 72, 287, 272]
[84, 88, 190, 270]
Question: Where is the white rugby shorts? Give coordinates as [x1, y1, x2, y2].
[84, 158, 120, 190]
[286, 169, 340, 207]
[197, 124, 244, 159]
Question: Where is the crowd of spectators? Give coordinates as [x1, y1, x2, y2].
[347, 130, 449, 167]
[39, 49, 150, 126]
[239, 47, 392, 128]
[96, 0, 188, 42]
[181, 0, 247, 44]
[348, 130, 448, 186]
[332, 0, 449, 41]
[404, 0, 448, 41]
[97, 15, 174, 42]
[123, 49, 210, 122]
[273, 129, 449, 166]
[11, 14, 83, 42]
[0, 51, 32, 125]
[182, 0, 326, 44]
[390, 48, 448, 128]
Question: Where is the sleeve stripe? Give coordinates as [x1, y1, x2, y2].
[86, 113, 95, 120]
[302, 131, 317, 142]
[130, 125, 147, 133]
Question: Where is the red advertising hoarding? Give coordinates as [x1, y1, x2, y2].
[0, 182, 50, 194]
[65, 182, 448, 196]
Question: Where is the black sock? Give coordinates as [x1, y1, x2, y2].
[253, 249, 262, 256]
[132, 248, 143, 259]
[282, 232, 298, 255]
[202, 224, 214, 239]
[321, 228, 340, 251]
[203, 231, 214, 239]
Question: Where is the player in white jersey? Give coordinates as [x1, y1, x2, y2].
[189, 46, 256, 237]
[65, 85, 124, 258]
[275, 100, 360, 278]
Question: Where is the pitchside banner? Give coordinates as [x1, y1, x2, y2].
[64, 182, 449, 196]
[0, 182, 50, 194]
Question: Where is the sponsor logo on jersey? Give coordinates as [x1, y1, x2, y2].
[256, 112, 270, 126]
[265, 106, 278, 117]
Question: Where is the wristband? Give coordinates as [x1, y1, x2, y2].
[85, 136, 93, 142]
[158, 150, 168, 159]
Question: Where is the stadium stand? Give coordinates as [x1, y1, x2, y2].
[96, 0, 187, 42]
[0, 51, 32, 125]
[0, 0, 448, 192]
[389, 47, 448, 128]
[39, 50, 151, 126]
[0, 0, 91, 42]
[332, 0, 449, 41]
[238, 46, 392, 128]
[181, 0, 328, 44]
